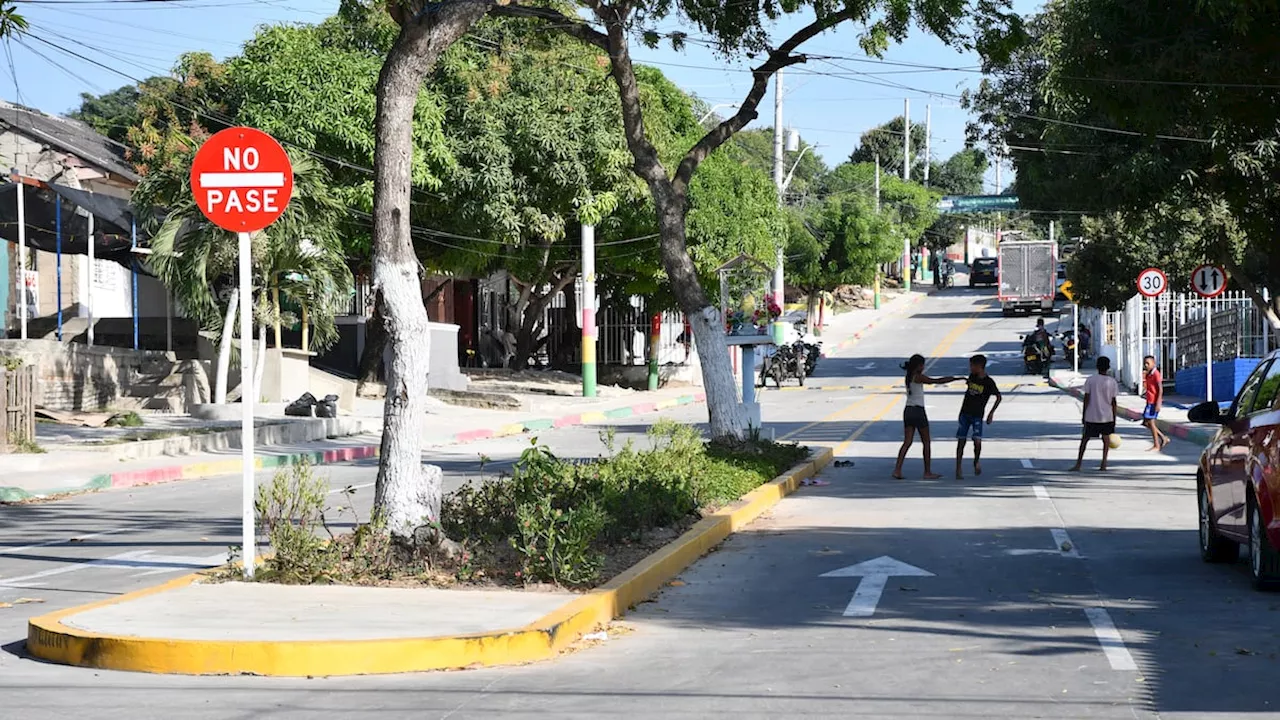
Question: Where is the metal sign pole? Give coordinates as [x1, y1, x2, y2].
[1073, 302, 1079, 375]
[17, 175, 27, 340]
[1205, 298, 1213, 404]
[238, 230, 256, 578]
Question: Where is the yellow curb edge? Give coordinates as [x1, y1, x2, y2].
[26, 446, 835, 677]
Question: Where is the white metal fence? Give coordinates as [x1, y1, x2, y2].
[1089, 290, 1274, 393]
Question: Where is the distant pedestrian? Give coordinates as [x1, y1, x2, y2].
[1071, 356, 1119, 472]
[893, 353, 961, 480]
[956, 354, 1003, 479]
[1143, 355, 1170, 451]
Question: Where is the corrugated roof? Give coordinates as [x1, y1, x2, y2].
[0, 100, 140, 183]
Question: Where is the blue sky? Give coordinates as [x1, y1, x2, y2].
[3, 0, 1040, 191]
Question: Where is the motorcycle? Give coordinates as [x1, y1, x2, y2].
[1060, 330, 1079, 368]
[792, 321, 823, 375]
[789, 341, 809, 386]
[934, 262, 956, 290]
[1020, 332, 1053, 375]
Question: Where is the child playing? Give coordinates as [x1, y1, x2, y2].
[893, 354, 962, 480]
[956, 354, 1002, 479]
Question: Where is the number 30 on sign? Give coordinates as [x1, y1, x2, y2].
[1136, 268, 1168, 297]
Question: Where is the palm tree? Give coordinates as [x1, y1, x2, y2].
[133, 147, 354, 403]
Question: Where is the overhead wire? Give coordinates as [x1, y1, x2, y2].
[16, 27, 666, 259]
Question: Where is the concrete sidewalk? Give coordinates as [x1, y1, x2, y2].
[0, 387, 705, 502]
[1050, 370, 1218, 446]
[24, 449, 832, 677]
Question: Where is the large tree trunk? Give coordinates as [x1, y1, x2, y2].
[371, 7, 489, 540]
[653, 182, 747, 440]
[358, 290, 386, 392]
[1222, 255, 1280, 332]
[214, 288, 239, 404]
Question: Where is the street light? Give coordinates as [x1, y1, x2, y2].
[698, 104, 739, 123]
[780, 144, 819, 196]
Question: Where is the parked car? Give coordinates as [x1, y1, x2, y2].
[1189, 351, 1280, 589]
[969, 257, 998, 287]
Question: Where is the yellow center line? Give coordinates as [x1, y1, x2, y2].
[788, 308, 982, 453]
[779, 393, 885, 442]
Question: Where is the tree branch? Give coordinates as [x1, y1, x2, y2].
[489, 3, 609, 49]
[673, 7, 866, 191]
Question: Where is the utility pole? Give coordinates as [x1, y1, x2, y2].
[771, 71, 786, 344]
[902, 98, 911, 292]
[874, 154, 881, 309]
[923, 104, 931, 188]
[581, 224, 597, 398]
[874, 153, 881, 213]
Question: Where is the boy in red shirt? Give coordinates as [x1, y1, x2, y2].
[1142, 355, 1170, 451]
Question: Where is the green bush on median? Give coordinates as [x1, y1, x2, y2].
[244, 421, 808, 590]
[442, 419, 809, 587]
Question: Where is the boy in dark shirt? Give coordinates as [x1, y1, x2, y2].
[956, 354, 1002, 479]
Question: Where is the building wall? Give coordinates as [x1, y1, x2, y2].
[1, 128, 169, 334]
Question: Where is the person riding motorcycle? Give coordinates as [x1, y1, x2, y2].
[934, 258, 955, 289]
[1023, 318, 1054, 362]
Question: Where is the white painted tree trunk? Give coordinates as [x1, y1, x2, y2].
[688, 305, 747, 439]
[214, 288, 239, 405]
[370, 15, 482, 540]
[253, 324, 267, 402]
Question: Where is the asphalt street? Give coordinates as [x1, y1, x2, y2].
[2, 287, 1278, 719]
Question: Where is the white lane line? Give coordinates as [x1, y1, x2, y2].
[1051, 528, 1082, 557]
[0, 527, 134, 557]
[327, 482, 375, 495]
[1084, 607, 1138, 671]
[1033, 485, 1051, 501]
[1020, 459, 1035, 469]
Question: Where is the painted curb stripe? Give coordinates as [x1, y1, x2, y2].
[25, 448, 833, 677]
[522, 419, 556, 432]
[1048, 377, 1215, 447]
[605, 407, 634, 419]
[553, 415, 582, 429]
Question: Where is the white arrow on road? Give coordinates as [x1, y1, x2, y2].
[856, 362, 876, 370]
[821, 555, 934, 617]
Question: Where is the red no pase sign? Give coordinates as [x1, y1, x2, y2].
[190, 126, 293, 233]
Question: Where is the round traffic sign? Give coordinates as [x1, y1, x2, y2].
[190, 126, 293, 233]
[1136, 267, 1168, 298]
[1191, 264, 1228, 298]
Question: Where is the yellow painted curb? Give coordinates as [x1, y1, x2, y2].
[579, 411, 608, 424]
[494, 423, 527, 437]
[654, 399, 679, 410]
[26, 447, 834, 677]
[183, 458, 258, 480]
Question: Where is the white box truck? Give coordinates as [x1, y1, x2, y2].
[998, 240, 1057, 315]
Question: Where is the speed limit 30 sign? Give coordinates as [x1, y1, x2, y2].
[1191, 264, 1228, 298]
[1136, 267, 1168, 298]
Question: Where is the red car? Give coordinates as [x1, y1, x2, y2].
[1190, 352, 1280, 589]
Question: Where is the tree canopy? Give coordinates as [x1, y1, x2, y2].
[968, 0, 1280, 315]
[849, 116, 928, 182]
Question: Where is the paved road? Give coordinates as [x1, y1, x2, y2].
[3, 287, 1278, 719]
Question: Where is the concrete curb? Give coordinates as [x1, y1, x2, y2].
[0, 392, 708, 503]
[1047, 376, 1217, 447]
[26, 445, 833, 676]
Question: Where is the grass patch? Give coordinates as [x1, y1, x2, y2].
[239, 421, 809, 590]
[107, 411, 145, 428]
[6, 437, 45, 454]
